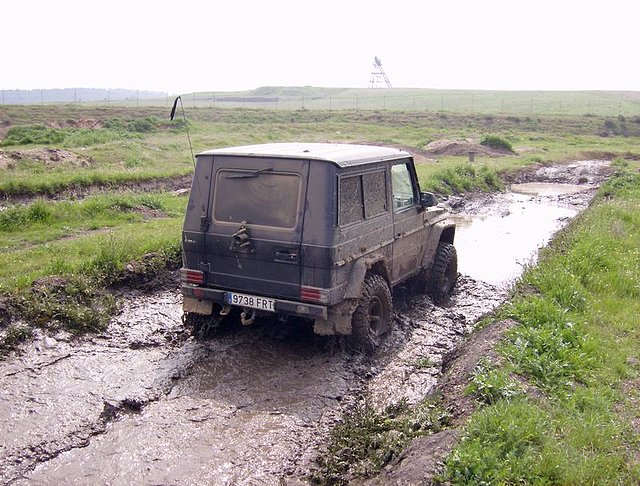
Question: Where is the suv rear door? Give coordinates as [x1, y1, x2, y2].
[204, 155, 309, 300]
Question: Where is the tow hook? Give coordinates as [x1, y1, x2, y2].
[219, 305, 231, 316]
[240, 309, 256, 326]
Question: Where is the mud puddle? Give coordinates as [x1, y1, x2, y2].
[451, 186, 584, 285]
[0, 161, 609, 485]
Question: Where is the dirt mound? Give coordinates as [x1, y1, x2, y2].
[0, 148, 94, 169]
[423, 139, 509, 157]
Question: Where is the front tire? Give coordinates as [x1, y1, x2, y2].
[351, 274, 392, 353]
[429, 242, 458, 304]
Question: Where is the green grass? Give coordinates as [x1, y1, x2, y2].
[0, 193, 185, 253]
[0, 125, 132, 147]
[0, 201, 184, 291]
[442, 168, 640, 484]
[466, 358, 524, 405]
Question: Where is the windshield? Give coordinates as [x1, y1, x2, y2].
[213, 169, 301, 229]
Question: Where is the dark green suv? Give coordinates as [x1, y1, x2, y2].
[180, 143, 457, 351]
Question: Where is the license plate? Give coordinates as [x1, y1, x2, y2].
[225, 292, 275, 312]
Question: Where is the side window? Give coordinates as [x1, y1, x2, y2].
[339, 170, 388, 225]
[339, 175, 364, 225]
[391, 163, 415, 211]
[363, 171, 387, 218]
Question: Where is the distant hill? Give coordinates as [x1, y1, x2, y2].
[2, 86, 639, 116]
[0, 88, 167, 105]
[189, 86, 640, 116]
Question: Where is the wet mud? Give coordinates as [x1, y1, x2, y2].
[0, 160, 610, 485]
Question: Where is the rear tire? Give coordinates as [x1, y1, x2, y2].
[351, 274, 392, 354]
[429, 242, 458, 304]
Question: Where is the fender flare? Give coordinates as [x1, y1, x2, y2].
[421, 220, 456, 270]
[342, 252, 390, 300]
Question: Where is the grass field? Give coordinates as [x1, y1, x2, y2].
[182, 87, 640, 117]
[10, 86, 640, 117]
[0, 101, 639, 344]
[2, 104, 639, 198]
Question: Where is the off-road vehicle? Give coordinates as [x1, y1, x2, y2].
[180, 143, 457, 351]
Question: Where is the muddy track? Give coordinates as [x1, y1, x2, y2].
[0, 160, 611, 485]
[0, 278, 504, 485]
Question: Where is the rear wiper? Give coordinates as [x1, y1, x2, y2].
[226, 167, 273, 179]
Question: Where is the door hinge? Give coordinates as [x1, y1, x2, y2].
[200, 214, 210, 232]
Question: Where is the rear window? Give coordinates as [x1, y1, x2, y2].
[213, 169, 301, 228]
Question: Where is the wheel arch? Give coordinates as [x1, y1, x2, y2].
[342, 253, 390, 300]
[439, 224, 456, 245]
[421, 220, 456, 271]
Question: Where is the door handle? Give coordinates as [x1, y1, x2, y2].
[274, 249, 298, 263]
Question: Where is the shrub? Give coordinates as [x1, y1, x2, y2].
[437, 164, 504, 194]
[480, 135, 514, 153]
[104, 116, 160, 133]
[12, 275, 117, 334]
[0, 125, 65, 146]
[312, 399, 451, 484]
[0, 124, 133, 147]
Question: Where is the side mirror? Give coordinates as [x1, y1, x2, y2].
[420, 192, 438, 207]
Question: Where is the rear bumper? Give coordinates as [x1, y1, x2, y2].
[181, 284, 328, 320]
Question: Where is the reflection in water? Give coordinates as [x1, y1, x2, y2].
[452, 190, 579, 286]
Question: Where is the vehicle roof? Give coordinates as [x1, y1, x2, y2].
[197, 142, 411, 167]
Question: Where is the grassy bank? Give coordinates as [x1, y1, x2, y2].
[442, 167, 640, 484]
[0, 192, 185, 354]
[0, 192, 186, 290]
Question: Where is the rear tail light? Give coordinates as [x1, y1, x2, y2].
[300, 286, 329, 304]
[180, 269, 204, 285]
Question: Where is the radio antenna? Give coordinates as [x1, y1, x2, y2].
[170, 96, 196, 170]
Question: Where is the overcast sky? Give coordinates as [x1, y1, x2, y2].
[2, 0, 637, 94]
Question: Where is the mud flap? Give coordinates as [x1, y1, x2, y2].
[313, 299, 358, 336]
[183, 297, 213, 315]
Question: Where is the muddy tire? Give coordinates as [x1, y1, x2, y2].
[183, 311, 221, 340]
[429, 242, 458, 304]
[351, 274, 392, 354]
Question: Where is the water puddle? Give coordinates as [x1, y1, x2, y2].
[510, 182, 588, 197]
[451, 183, 592, 286]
